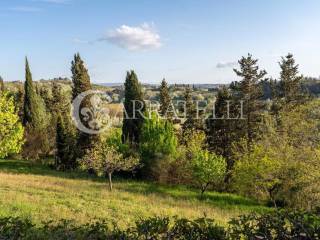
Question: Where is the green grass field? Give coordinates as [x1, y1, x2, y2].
[0, 159, 269, 228]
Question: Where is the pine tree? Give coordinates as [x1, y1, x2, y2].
[0, 76, 4, 92]
[279, 53, 303, 103]
[122, 70, 145, 144]
[234, 54, 267, 148]
[159, 78, 173, 120]
[71, 53, 97, 160]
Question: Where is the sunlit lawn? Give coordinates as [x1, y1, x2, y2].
[0, 159, 269, 228]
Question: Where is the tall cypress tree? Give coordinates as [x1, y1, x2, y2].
[122, 70, 145, 144]
[23, 57, 46, 129]
[234, 54, 267, 149]
[0, 76, 4, 92]
[279, 53, 303, 103]
[55, 114, 76, 170]
[71, 53, 97, 160]
[71, 53, 92, 100]
[22, 58, 49, 159]
[159, 78, 173, 120]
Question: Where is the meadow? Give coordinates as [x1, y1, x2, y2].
[0, 159, 268, 228]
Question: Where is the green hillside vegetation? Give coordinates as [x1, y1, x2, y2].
[0, 159, 268, 228]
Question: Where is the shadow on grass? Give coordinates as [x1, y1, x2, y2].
[115, 180, 269, 212]
[0, 159, 102, 182]
[0, 159, 269, 212]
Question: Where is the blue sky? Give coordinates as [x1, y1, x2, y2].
[1, 0, 320, 84]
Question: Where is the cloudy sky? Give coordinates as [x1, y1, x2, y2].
[1, 0, 320, 84]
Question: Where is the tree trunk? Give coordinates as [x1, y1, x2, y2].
[108, 172, 113, 191]
[200, 182, 210, 198]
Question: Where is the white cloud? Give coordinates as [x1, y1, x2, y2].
[216, 61, 237, 69]
[9, 6, 42, 12]
[101, 23, 162, 51]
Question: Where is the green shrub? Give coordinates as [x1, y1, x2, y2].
[1, 211, 319, 239]
[228, 210, 320, 240]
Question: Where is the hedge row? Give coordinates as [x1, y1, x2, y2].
[0, 210, 319, 239]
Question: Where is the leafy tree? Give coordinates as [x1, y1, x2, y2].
[233, 54, 267, 149]
[139, 113, 177, 177]
[71, 53, 98, 160]
[80, 140, 139, 191]
[122, 70, 145, 144]
[232, 100, 320, 208]
[232, 142, 283, 207]
[159, 78, 173, 120]
[0, 92, 24, 158]
[191, 149, 226, 196]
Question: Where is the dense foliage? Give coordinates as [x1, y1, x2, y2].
[139, 113, 177, 177]
[0, 92, 24, 158]
[1, 210, 319, 240]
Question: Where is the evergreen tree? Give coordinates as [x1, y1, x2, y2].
[122, 70, 145, 144]
[0, 76, 4, 92]
[71, 53, 92, 100]
[159, 78, 173, 120]
[234, 54, 267, 148]
[51, 82, 69, 120]
[52, 81, 76, 169]
[206, 87, 239, 174]
[182, 85, 202, 137]
[22, 58, 49, 159]
[14, 84, 24, 122]
[55, 114, 76, 170]
[279, 53, 304, 103]
[71, 53, 97, 160]
[23, 57, 36, 126]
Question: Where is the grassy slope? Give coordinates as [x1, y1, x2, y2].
[0, 159, 269, 227]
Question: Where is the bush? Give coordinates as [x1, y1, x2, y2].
[228, 210, 320, 240]
[1, 211, 319, 239]
[0, 217, 226, 240]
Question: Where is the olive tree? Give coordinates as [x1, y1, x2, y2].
[81, 140, 139, 191]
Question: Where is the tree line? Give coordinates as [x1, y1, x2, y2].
[0, 52, 319, 209]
